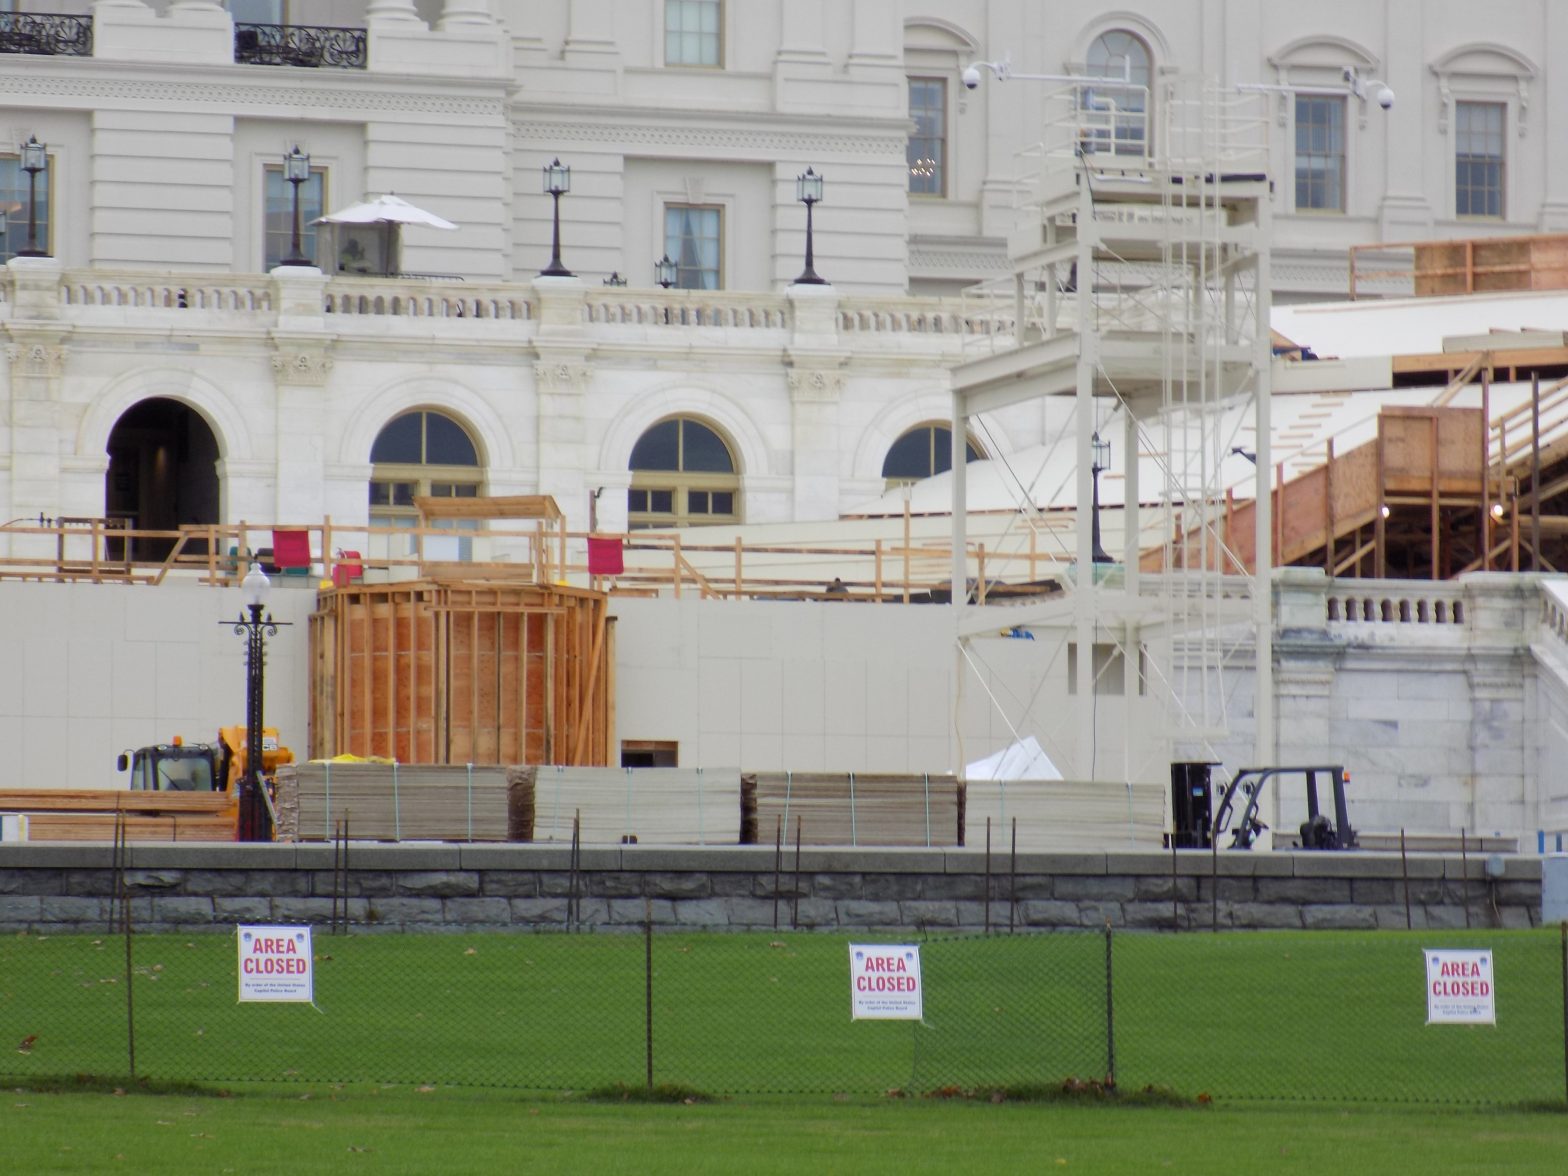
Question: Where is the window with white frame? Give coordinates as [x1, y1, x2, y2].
[664, 204, 721, 289]
[908, 78, 947, 196]
[628, 416, 739, 529]
[263, 163, 325, 269]
[0, 151, 49, 262]
[1294, 95, 1345, 213]
[665, 0, 720, 67]
[1455, 100, 1505, 219]
[1084, 30, 1150, 156]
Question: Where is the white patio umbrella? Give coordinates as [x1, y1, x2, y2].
[312, 194, 457, 275]
[313, 193, 458, 231]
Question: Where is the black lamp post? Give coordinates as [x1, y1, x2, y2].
[279, 145, 312, 267]
[17, 136, 48, 258]
[793, 167, 826, 285]
[539, 158, 574, 277]
[655, 253, 677, 288]
[230, 562, 285, 841]
[1090, 431, 1112, 564]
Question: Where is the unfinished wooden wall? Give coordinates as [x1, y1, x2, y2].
[309, 581, 611, 767]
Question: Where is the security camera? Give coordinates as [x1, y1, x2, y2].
[962, 65, 981, 91]
[1375, 84, 1395, 110]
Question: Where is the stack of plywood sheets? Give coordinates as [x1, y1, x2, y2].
[276, 762, 510, 842]
[963, 779, 1166, 851]
[748, 772, 962, 847]
[524, 766, 743, 846]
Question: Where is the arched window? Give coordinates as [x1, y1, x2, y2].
[1085, 30, 1151, 156]
[882, 423, 983, 488]
[628, 416, 739, 529]
[369, 409, 483, 532]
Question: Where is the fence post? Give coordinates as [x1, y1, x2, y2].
[1103, 922, 1115, 1089]
[1460, 829, 1472, 930]
[984, 817, 992, 935]
[1400, 828, 1412, 930]
[645, 897, 654, 1092]
[771, 815, 782, 931]
[1560, 921, 1567, 1110]
[122, 817, 136, 1080]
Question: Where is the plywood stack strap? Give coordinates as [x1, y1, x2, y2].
[964, 779, 1167, 851]
[750, 772, 963, 847]
[288, 761, 511, 841]
[528, 766, 743, 845]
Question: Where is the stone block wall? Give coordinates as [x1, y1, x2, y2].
[0, 844, 1544, 935]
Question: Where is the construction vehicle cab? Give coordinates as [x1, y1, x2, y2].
[1212, 765, 1358, 851]
[116, 727, 292, 795]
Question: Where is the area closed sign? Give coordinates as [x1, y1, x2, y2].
[237, 925, 314, 1003]
[848, 944, 923, 1020]
[1423, 948, 1495, 1025]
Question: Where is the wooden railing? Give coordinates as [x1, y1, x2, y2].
[0, 517, 1075, 605]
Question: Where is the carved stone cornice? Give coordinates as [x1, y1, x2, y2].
[0, 74, 505, 120]
[512, 119, 905, 160]
[270, 348, 333, 386]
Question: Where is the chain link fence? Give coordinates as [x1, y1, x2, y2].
[2, 924, 1563, 1104]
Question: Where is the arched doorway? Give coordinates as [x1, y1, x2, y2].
[104, 398, 220, 560]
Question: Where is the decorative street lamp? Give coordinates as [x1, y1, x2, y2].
[655, 253, 678, 288]
[279, 145, 312, 267]
[1090, 431, 1113, 564]
[17, 136, 48, 258]
[793, 167, 826, 285]
[539, 157, 574, 277]
[229, 562, 287, 841]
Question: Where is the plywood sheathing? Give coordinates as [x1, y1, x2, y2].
[309, 581, 610, 767]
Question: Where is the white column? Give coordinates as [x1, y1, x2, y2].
[367, 0, 423, 24]
[439, 0, 495, 29]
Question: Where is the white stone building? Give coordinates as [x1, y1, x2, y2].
[2, 2, 1568, 849]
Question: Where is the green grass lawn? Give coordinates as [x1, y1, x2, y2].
[5, 1086, 1567, 1176]
[1, 928, 1563, 1104]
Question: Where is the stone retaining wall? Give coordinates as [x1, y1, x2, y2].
[0, 844, 1545, 934]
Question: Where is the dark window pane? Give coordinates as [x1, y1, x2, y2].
[688, 490, 710, 514]
[630, 419, 681, 470]
[628, 489, 648, 512]
[711, 491, 733, 514]
[391, 482, 415, 507]
[369, 481, 391, 506]
[371, 413, 422, 463]
[424, 413, 478, 466]
[680, 420, 733, 472]
[884, 428, 938, 478]
[649, 489, 673, 513]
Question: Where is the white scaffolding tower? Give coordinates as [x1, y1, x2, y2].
[950, 72, 1275, 787]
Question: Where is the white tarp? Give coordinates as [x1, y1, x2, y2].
[965, 735, 1063, 782]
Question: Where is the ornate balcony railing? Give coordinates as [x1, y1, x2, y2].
[0, 12, 93, 58]
[234, 23, 366, 70]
